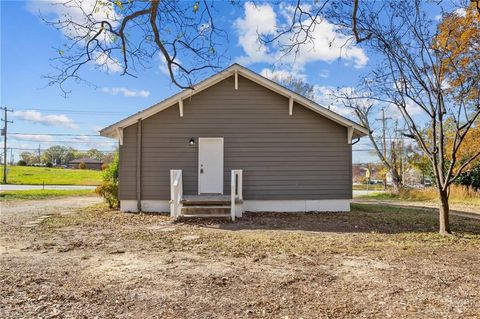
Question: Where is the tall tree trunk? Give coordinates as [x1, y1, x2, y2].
[390, 168, 402, 193]
[438, 188, 451, 235]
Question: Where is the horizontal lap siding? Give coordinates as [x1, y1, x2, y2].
[119, 124, 138, 199]
[119, 75, 352, 201]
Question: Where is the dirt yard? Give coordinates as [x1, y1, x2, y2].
[1, 197, 479, 318]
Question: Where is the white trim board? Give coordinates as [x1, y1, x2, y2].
[121, 200, 170, 213]
[120, 199, 350, 214]
[100, 64, 369, 140]
[242, 200, 351, 212]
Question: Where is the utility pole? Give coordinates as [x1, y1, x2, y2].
[376, 108, 392, 189]
[1, 107, 13, 184]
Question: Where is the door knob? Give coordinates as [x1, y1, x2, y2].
[200, 168, 204, 174]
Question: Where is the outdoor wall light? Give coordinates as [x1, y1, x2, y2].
[189, 138, 195, 146]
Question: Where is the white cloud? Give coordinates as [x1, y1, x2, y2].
[12, 110, 78, 129]
[28, 1, 124, 74]
[11, 134, 54, 142]
[93, 52, 123, 73]
[319, 69, 329, 78]
[387, 99, 424, 121]
[260, 68, 306, 81]
[234, 2, 277, 65]
[158, 54, 182, 76]
[101, 87, 150, 97]
[235, 2, 368, 69]
[454, 8, 466, 17]
[28, 0, 120, 43]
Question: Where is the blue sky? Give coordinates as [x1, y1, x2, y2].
[1, 0, 441, 163]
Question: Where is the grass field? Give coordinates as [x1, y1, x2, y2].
[0, 165, 102, 185]
[0, 189, 95, 201]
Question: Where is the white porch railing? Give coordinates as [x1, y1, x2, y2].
[230, 169, 243, 221]
[170, 169, 183, 220]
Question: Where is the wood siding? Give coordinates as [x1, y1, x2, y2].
[119, 75, 352, 200]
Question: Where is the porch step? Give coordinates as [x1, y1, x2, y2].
[181, 205, 230, 215]
[182, 195, 242, 206]
[181, 214, 231, 218]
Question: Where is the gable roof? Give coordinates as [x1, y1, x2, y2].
[99, 64, 369, 139]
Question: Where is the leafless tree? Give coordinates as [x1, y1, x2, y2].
[347, 0, 480, 235]
[38, 0, 376, 95]
[37, 0, 229, 95]
[265, 0, 480, 234]
[333, 89, 404, 192]
[268, 73, 316, 100]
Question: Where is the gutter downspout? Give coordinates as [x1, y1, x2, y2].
[136, 119, 142, 212]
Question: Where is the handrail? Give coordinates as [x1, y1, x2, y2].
[230, 169, 243, 221]
[170, 169, 183, 220]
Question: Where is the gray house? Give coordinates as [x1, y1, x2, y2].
[100, 64, 368, 220]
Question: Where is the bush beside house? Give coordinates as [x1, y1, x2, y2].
[96, 152, 119, 208]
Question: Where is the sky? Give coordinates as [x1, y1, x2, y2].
[0, 0, 446, 164]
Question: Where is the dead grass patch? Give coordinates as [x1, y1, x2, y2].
[3, 202, 479, 318]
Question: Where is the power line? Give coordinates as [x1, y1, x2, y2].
[9, 132, 104, 137]
[4, 147, 115, 152]
[10, 139, 116, 144]
[13, 108, 127, 115]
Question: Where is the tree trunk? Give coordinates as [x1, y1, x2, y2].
[438, 189, 451, 235]
[390, 168, 402, 193]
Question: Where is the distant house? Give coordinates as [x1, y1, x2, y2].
[100, 64, 368, 219]
[68, 158, 103, 170]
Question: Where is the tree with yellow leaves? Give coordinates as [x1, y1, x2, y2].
[338, 0, 480, 235]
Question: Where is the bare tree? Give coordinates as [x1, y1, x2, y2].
[37, 0, 377, 94]
[265, 0, 479, 234]
[267, 73, 316, 100]
[350, 0, 480, 235]
[333, 89, 404, 191]
[37, 0, 229, 95]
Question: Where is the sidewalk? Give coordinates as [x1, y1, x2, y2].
[0, 184, 97, 191]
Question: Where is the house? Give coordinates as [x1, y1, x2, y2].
[68, 158, 103, 170]
[100, 64, 368, 219]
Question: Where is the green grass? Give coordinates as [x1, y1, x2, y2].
[0, 166, 102, 185]
[0, 189, 96, 201]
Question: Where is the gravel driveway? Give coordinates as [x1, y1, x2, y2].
[0, 196, 102, 222]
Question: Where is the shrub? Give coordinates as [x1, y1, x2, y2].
[456, 164, 480, 191]
[96, 181, 119, 208]
[45, 162, 53, 168]
[95, 152, 119, 208]
[396, 184, 480, 201]
[17, 160, 27, 166]
[101, 163, 108, 170]
[78, 161, 86, 169]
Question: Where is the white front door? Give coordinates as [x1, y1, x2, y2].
[198, 138, 224, 194]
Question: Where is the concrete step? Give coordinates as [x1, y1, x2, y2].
[181, 205, 230, 216]
[181, 214, 231, 218]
